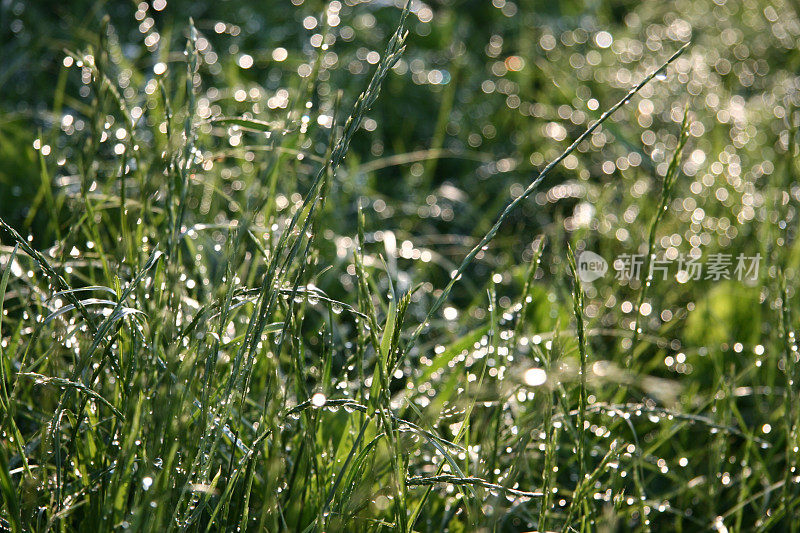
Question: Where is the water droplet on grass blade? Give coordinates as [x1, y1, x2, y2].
[311, 392, 326, 407]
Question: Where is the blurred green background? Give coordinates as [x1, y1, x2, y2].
[3, 0, 799, 343]
[3, 0, 800, 529]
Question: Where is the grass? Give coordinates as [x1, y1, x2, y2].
[2, 0, 800, 531]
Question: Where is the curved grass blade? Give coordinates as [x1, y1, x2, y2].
[17, 373, 124, 419]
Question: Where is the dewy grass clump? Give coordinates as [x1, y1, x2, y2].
[1, 0, 800, 531]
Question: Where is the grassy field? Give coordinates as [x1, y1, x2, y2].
[2, 0, 800, 531]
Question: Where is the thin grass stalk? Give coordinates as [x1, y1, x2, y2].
[566, 245, 588, 482]
[629, 108, 690, 364]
